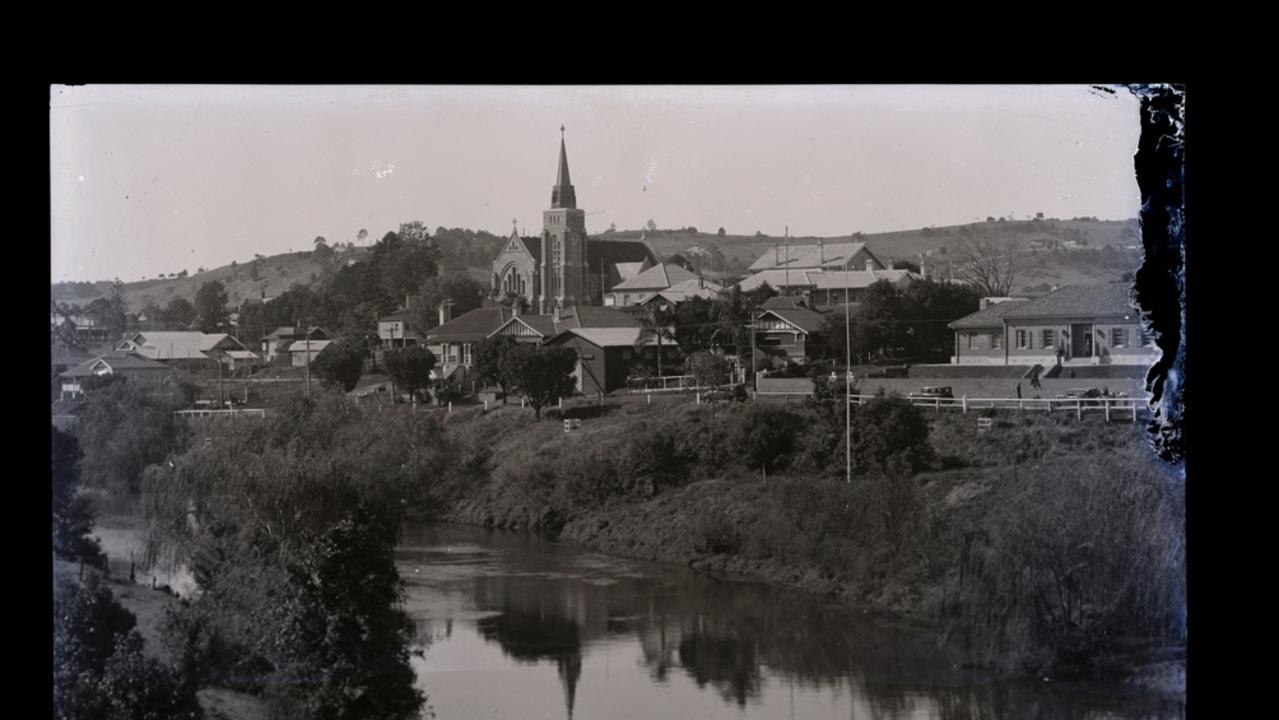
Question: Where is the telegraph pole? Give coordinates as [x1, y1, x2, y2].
[845, 265, 852, 485]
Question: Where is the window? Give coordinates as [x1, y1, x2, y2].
[1016, 330, 1030, 349]
[1111, 328, 1128, 348]
[1041, 329, 1054, 349]
[1140, 328, 1153, 346]
[967, 334, 977, 350]
[463, 343, 472, 365]
[991, 332, 1002, 349]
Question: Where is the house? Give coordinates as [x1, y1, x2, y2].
[51, 311, 112, 346]
[739, 264, 916, 306]
[947, 284, 1158, 366]
[424, 304, 645, 382]
[59, 351, 175, 400]
[751, 297, 830, 366]
[377, 296, 427, 348]
[605, 262, 724, 308]
[282, 338, 332, 367]
[261, 326, 329, 361]
[423, 306, 520, 381]
[51, 341, 93, 376]
[116, 331, 259, 372]
[544, 327, 665, 396]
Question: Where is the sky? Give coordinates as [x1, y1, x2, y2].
[50, 85, 1142, 283]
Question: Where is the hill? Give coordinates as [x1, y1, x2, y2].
[52, 218, 1140, 309]
[53, 247, 372, 311]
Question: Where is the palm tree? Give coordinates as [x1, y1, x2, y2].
[635, 303, 676, 379]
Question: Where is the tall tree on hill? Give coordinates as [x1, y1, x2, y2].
[952, 235, 1019, 297]
[498, 345, 577, 420]
[162, 296, 196, 328]
[194, 280, 230, 332]
[411, 274, 487, 332]
[377, 223, 442, 300]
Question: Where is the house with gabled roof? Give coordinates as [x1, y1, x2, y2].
[947, 284, 1158, 366]
[59, 351, 175, 399]
[750, 297, 830, 366]
[116, 331, 258, 371]
[424, 303, 644, 382]
[261, 326, 329, 361]
[544, 326, 666, 396]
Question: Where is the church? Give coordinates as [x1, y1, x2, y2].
[491, 130, 656, 314]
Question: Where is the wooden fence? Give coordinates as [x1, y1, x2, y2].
[174, 408, 267, 419]
[753, 392, 1144, 421]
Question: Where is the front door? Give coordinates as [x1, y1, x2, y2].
[1070, 324, 1092, 359]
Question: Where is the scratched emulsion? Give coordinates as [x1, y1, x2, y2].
[1128, 84, 1186, 464]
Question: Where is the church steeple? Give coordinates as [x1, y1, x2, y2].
[551, 126, 576, 209]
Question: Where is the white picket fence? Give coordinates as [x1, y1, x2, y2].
[752, 392, 1144, 421]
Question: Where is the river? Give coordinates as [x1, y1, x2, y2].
[397, 523, 1184, 720]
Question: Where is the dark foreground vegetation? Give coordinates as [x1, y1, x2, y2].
[61, 376, 1184, 706]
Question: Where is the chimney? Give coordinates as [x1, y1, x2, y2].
[512, 301, 522, 318]
[439, 299, 453, 326]
[980, 297, 991, 311]
[553, 303, 562, 323]
[865, 257, 875, 272]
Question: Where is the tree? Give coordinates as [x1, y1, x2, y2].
[162, 297, 197, 328]
[951, 235, 1020, 297]
[311, 337, 366, 392]
[606, 223, 617, 233]
[52, 426, 104, 566]
[412, 274, 486, 332]
[313, 235, 334, 261]
[383, 346, 437, 402]
[717, 227, 726, 237]
[194, 280, 230, 332]
[377, 222, 442, 300]
[848, 393, 933, 474]
[898, 278, 981, 359]
[635, 303, 677, 377]
[688, 351, 730, 389]
[498, 344, 577, 420]
[357, 228, 369, 244]
[473, 336, 518, 402]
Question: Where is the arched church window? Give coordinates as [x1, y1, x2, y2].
[551, 235, 561, 267]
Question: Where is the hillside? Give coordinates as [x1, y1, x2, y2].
[53, 247, 372, 310]
[52, 218, 1140, 308]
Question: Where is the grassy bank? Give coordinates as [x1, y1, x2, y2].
[430, 396, 1185, 687]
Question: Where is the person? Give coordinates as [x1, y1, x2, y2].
[1056, 346, 1063, 366]
[1016, 382, 1022, 399]
[1030, 367, 1042, 390]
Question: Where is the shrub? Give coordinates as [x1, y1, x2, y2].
[730, 406, 805, 474]
[692, 506, 742, 555]
[52, 426, 105, 566]
[847, 394, 933, 475]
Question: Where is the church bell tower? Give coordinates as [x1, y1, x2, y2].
[539, 126, 587, 314]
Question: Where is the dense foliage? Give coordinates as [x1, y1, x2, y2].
[77, 378, 191, 492]
[194, 280, 230, 332]
[822, 278, 980, 363]
[384, 345, 437, 401]
[310, 336, 367, 392]
[497, 345, 577, 420]
[52, 426, 104, 566]
[144, 393, 435, 719]
[53, 574, 200, 720]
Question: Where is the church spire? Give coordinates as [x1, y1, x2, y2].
[551, 126, 576, 209]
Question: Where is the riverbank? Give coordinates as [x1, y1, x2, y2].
[433, 398, 1185, 696]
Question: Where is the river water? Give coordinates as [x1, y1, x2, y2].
[397, 523, 1183, 720]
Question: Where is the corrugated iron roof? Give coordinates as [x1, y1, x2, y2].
[1001, 284, 1139, 320]
[948, 299, 1030, 329]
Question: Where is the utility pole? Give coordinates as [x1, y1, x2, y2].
[845, 266, 852, 485]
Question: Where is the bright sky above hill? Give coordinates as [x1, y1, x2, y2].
[50, 85, 1142, 283]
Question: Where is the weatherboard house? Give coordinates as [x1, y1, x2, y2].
[948, 283, 1157, 366]
[490, 130, 657, 315]
[738, 240, 916, 305]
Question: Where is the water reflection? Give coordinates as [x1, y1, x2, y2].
[398, 523, 1183, 720]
